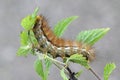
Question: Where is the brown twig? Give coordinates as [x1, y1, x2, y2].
[66, 67, 78, 80]
[89, 68, 101, 80]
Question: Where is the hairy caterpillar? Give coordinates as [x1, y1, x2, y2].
[32, 15, 95, 61]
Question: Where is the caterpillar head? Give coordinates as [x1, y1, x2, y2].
[36, 15, 48, 28]
[36, 15, 43, 28]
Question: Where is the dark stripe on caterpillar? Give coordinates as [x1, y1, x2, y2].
[32, 15, 95, 61]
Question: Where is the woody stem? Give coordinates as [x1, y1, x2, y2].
[89, 68, 101, 80]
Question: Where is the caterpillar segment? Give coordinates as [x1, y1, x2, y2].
[32, 15, 95, 61]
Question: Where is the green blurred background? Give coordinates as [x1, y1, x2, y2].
[0, 0, 119, 80]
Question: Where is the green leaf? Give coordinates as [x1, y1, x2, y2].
[34, 59, 45, 80]
[16, 45, 31, 56]
[21, 15, 36, 30]
[45, 58, 52, 71]
[17, 30, 34, 56]
[32, 7, 39, 18]
[76, 28, 110, 46]
[67, 54, 90, 69]
[20, 31, 29, 46]
[44, 58, 52, 80]
[104, 63, 116, 80]
[21, 8, 39, 30]
[54, 16, 79, 37]
[20, 30, 37, 45]
[60, 68, 68, 80]
[17, 30, 37, 56]
[29, 30, 38, 45]
[75, 70, 83, 78]
[34, 54, 52, 80]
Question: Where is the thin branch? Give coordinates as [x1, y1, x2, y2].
[46, 55, 66, 66]
[66, 67, 78, 80]
[53, 62, 69, 75]
[89, 68, 101, 80]
[35, 51, 66, 66]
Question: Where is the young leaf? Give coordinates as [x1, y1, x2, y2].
[44, 58, 52, 80]
[34, 59, 45, 80]
[16, 45, 31, 56]
[45, 58, 52, 71]
[60, 68, 68, 80]
[104, 63, 116, 80]
[32, 7, 39, 19]
[21, 8, 39, 30]
[21, 15, 36, 30]
[20, 31, 29, 46]
[54, 16, 79, 37]
[75, 70, 83, 78]
[17, 30, 37, 56]
[29, 30, 38, 45]
[67, 54, 90, 69]
[76, 28, 110, 46]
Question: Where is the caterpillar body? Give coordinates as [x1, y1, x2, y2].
[33, 15, 95, 61]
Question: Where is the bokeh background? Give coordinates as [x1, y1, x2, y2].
[0, 0, 120, 80]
